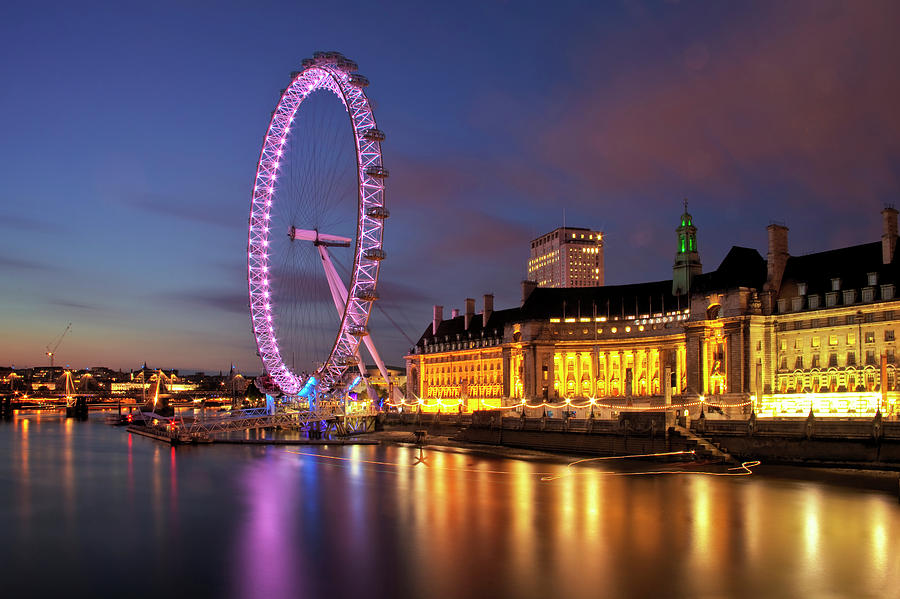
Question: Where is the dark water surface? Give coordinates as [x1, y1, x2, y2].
[1, 412, 898, 599]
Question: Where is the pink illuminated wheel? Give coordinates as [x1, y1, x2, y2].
[247, 52, 387, 396]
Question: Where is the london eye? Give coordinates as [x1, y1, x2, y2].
[247, 52, 388, 398]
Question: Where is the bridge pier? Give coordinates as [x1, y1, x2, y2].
[66, 397, 88, 420]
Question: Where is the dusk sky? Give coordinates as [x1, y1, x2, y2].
[2, 0, 899, 373]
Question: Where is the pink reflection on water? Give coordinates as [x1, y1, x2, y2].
[233, 454, 302, 599]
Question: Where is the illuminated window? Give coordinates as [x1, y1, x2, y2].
[865, 331, 875, 343]
[812, 337, 820, 348]
[780, 339, 787, 350]
[829, 335, 838, 346]
[847, 333, 856, 345]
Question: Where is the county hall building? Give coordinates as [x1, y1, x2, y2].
[405, 206, 900, 418]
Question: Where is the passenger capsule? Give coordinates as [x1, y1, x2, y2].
[365, 165, 389, 179]
[348, 73, 370, 87]
[365, 206, 390, 219]
[337, 58, 358, 72]
[363, 248, 386, 261]
[362, 128, 386, 142]
[354, 286, 379, 301]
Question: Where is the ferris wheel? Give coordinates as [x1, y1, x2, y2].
[248, 52, 389, 397]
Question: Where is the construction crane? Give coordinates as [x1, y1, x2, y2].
[46, 322, 72, 367]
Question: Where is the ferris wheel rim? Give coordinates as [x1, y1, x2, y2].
[247, 53, 386, 396]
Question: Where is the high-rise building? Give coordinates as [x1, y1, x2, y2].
[528, 227, 604, 287]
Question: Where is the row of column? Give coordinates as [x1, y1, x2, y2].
[549, 346, 685, 399]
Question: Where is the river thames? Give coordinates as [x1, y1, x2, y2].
[0, 411, 897, 598]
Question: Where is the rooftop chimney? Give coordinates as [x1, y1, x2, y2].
[464, 298, 475, 330]
[882, 206, 898, 264]
[432, 305, 443, 336]
[521, 280, 538, 305]
[483, 294, 494, 327]
[765, 224, 789, 294]
[451, 308, 459, 318]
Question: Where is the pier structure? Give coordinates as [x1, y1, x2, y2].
[126, 405, 377, 444]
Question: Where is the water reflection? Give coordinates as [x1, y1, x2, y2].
[0, 414, 898, 599]
[234, 454, 302, 599]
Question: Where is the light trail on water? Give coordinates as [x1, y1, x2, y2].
[284, 449, 761, 480]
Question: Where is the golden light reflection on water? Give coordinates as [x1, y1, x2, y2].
[802, 487, 821, 577]
[862, 495, 894, 591]
[742, 482, 761, 563]
[692, 476, 712, 560]
[16, 415, 31, 524]
[284, 447, 884, 597]
[510, 459, 536, 581]
[63, 416, 74, 525]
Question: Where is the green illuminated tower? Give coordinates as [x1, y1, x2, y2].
[673, 199, 702, 296]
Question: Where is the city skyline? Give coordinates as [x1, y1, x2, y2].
[2, 1, 899, 372]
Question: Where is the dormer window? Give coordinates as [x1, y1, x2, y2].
[831, 278, 841, 291]
[868, 272, 878, 286]
[798, 283, 807, 296]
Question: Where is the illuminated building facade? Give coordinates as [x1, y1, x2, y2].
[406, 207, 900, 417]
[406, 296, 512, 411]
[757, 207, 900, 416]
[528, 226, 604, 287]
